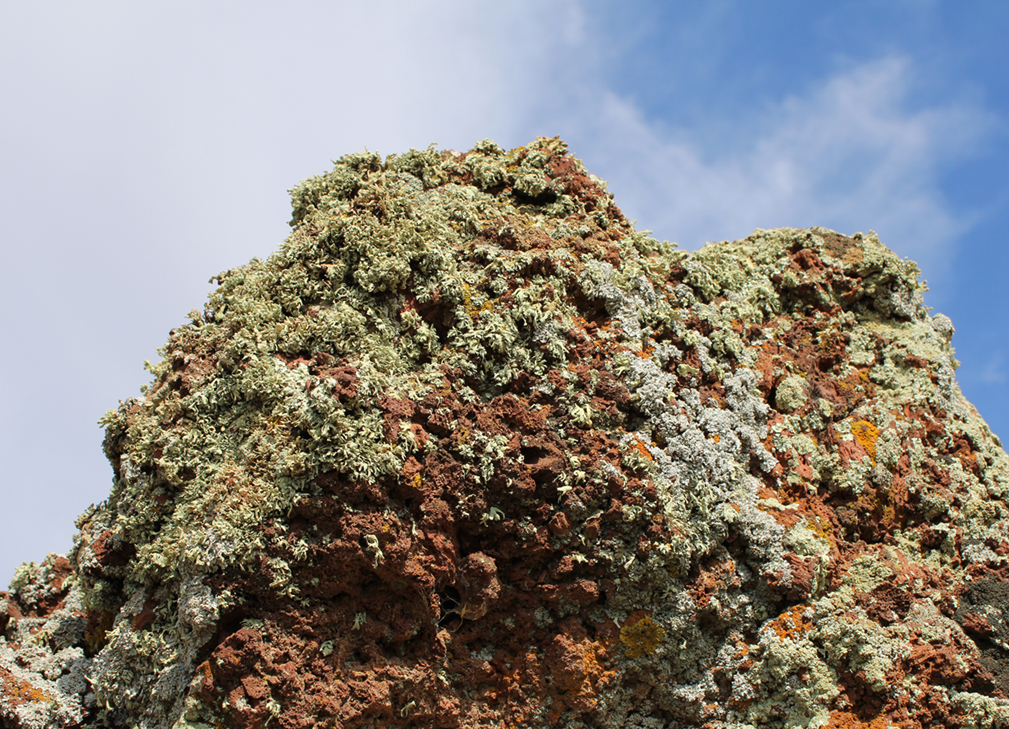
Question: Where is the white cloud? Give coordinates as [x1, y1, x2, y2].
[0, 2, 998, 582]
[0, 0, 590, 581]
[981, 353, 1008, 385]
[551, 57, 993, 285]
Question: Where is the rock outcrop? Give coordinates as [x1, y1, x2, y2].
[2, 138, 1009, 729]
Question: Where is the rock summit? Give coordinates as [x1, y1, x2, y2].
[3, 138, 1009, 729]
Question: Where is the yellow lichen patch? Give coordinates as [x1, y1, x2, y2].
[619, 612, 665, 658]
[808, 515, 834, 542]
[461, 281, 494, 320]
[850, 420, 880, 464]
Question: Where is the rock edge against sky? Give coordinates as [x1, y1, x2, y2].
[2, 138, 1009, 729]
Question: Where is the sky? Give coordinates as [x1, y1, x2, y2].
[2, 1, 1007, 584]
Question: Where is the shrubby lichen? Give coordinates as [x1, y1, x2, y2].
[2, 139, 1008, 729]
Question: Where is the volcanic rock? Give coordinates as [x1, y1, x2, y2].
[2, 138, 1009, 728]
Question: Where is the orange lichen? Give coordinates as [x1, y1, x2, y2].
[0, 668, 53, 706]
[825, 710, 890, 729]
[619, 612, 665, 658]
[496, 650, 545, 726]
[544, 632, 617, 722]
[628, 437, 654, 462]
[766, 605, 814, 643]
[850, 420, 880, 464]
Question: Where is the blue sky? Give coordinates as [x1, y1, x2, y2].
[2, 1, 1007, 582]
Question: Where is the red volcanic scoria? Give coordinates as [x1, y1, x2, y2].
[2, 138, 1008, 729]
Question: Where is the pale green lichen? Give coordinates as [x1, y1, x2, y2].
[741, 628, 839, 729]
[95, 139, 623, 591]
[4, 144, 1009, 728]
[774, 374, 808, 413]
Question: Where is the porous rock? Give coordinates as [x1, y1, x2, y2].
[2, 138, 1009, 729]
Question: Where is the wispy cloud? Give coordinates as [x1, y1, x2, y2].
[981, 353, 1008, 385]
[552, 56, 994, 283]
[0, 1, 1000, 582]
[0, 0, 591, 581]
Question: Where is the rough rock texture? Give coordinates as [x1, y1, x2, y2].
[3, 138, 1009, 729]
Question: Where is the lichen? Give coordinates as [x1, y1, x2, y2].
[2, 139, 1008, 729]
[619, 613, 666, 658]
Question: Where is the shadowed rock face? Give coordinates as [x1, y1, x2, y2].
[2, 138, 1008, 729]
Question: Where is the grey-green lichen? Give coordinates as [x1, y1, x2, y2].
[2, 139, 1009, 729]
[100, 139, 653, 583]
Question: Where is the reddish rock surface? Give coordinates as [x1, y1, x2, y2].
[2, 139, 1008, 728]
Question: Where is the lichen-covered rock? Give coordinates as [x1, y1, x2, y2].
[2, 138, 1008, 729]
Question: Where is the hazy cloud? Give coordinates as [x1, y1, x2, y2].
[0, 3, 998, 581]
[981, 353, 1008, 385]
[0, 0, 589, 580]
[556, 57, 993, 283]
